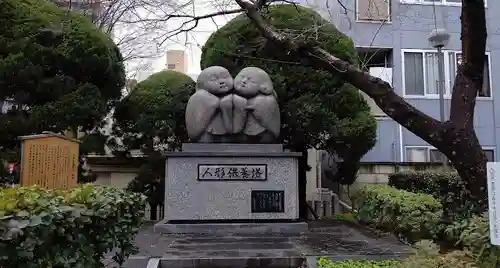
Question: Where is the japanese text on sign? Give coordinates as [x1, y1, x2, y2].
[251, 190, 285, 213]
[198, 164, 267, 181]
[487, 162, 500, 245]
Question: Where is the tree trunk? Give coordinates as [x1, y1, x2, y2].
[440, 126, 488, 209]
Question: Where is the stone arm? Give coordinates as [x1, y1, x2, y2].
[247, 92, 280, 138]
[185, 90, 221, 141]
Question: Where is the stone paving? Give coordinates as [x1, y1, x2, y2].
[104, 221, 412, 267]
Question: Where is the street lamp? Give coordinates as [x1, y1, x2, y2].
[428, 28, 450, 167]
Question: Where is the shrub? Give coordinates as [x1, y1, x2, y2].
[354, 184, 442, 242]
[446, 216, 500, 267]
[0, 0, 125, 144]
[332, 212, 358, 224]
[317, 257, 400, 268]
[0, 184, 146, 268]
[113, 70, 195, 152]
[388, 171, 478, 221]
[400, 240, 477, 268]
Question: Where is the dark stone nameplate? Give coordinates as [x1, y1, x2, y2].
[251, 190, 285, 213]
[198, 164, 267, 181]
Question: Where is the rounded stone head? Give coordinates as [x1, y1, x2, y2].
[196, 66, 233, 95]
[234, 67, 274, 97]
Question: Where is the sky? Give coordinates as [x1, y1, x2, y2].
[117, 0, 239, 81]
[161, 0, 239, 74]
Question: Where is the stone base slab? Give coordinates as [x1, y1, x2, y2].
[157, 257, 307, 268]
[154, 220, 309, 235]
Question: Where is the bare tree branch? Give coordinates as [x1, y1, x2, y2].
[235, 0, 444, 144]
[122, 7, 243, 24]
[60, 0, 185, 77]
[152, 8, 244, 46]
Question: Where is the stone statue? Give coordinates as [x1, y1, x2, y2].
[234, 67, 280, 143]
[185, 66, 234, 143]
[185, 66, 280, 143]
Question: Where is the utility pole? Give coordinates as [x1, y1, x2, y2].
[428, 28, 450, 167]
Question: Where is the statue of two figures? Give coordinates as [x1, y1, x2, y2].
[185, 66, 280, 144]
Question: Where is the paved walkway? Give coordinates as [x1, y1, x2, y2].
[104, 221, 411, 268]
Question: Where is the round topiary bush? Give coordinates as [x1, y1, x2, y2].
[0, 0, 125, 153]
[201, 4, 376, 184]
[113, 70, 195, 151]
[0, 0, 125, 119]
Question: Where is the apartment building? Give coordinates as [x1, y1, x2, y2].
[166, 50, 189, 73]
[298, 0, 499, 163]
[166, 49, 200, 81]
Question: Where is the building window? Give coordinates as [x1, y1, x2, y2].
[406, 146, 495, 162]
[402, 50, 492, 98]
[449, 53, 491, 97]
[484, 149, 495, 162]
[403, 52, 437, 96]
[406, 147, 428, 162]
[356, 0, 391, 22]
[405, 147, 446, 162]
[167, 63, 176, 70]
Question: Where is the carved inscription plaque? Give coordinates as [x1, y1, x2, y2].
[198, 164, 267, 181]
[251, 190, 285, 213]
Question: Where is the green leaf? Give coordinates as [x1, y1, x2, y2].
[16, 211, 29, 217]
[0, 185, 146, 266]
[28, 215, 42, 226]
[1, 227, 23, 240]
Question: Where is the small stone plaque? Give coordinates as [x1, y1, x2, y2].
[198, 164, 267, 181]
[251, 190, 285, 213]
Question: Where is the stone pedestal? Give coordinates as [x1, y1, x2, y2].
[154, 144, 307, 234]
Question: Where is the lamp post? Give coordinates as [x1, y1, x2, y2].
[428, 28, 450, 167]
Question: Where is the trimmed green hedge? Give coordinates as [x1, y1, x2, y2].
[354, 184, 442, 242]
[317, 257, 400, 268]
[0, 185, 146, 268]
[114, 69, 195, 151]
[388, 171, 478, 221]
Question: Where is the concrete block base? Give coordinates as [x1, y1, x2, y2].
[154, 219, 308, 235]
[157, 257, 307, 268]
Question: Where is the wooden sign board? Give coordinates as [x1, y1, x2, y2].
[19, 132, 80, 190]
